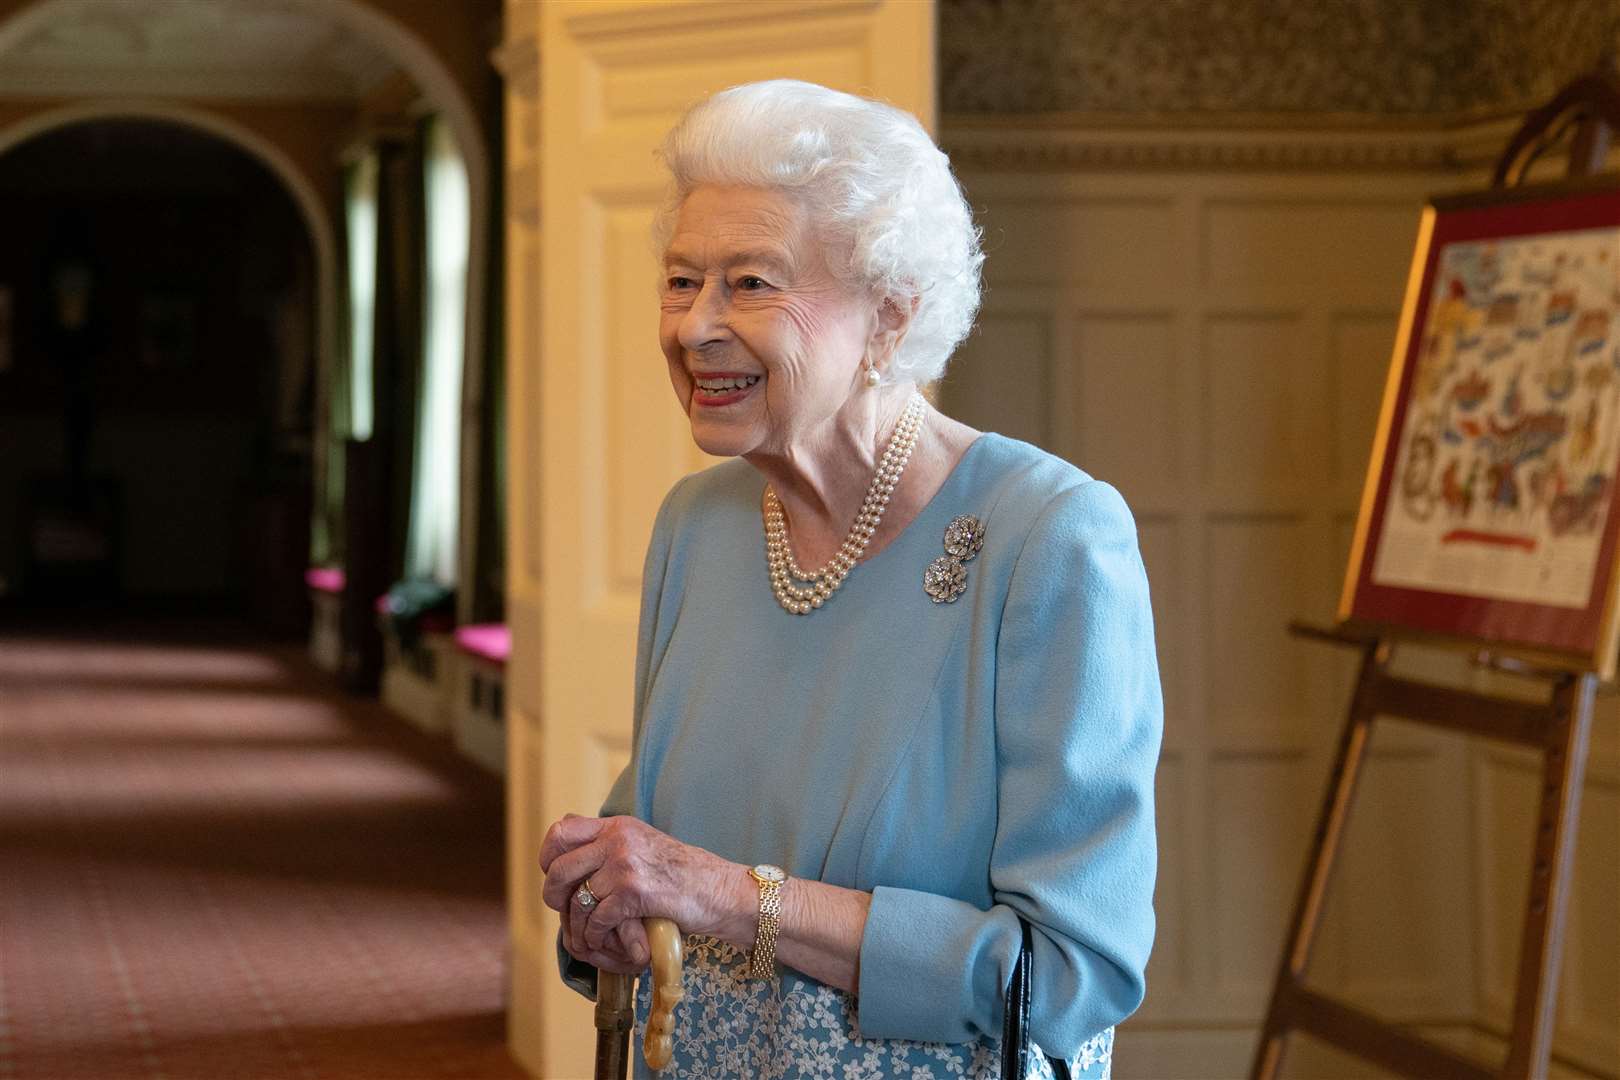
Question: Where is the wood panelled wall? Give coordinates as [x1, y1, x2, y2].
[938, 128, 1619, 1080]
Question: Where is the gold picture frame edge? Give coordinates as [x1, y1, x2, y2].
[1339, 205, 1436, 627]
[1338, 175, 1620, 682]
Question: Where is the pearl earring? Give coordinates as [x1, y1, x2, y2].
[865, 361, 881, 388]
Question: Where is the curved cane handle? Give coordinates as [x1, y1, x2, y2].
[641, 917, 683, 1071]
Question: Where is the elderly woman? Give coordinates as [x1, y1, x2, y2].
[540, 79, 1161, 1079]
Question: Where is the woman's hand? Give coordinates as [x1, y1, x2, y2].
[558, 904, 648, 975]
[540, 814, 750, 973]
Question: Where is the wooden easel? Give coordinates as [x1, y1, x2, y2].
[1251, 64, 1620, 1080]
[1250, 624, 1596, 1080]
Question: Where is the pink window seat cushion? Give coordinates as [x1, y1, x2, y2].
[454, 624, 510, 667]
[305, 567, 345, 595]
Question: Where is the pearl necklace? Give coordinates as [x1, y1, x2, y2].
[763, 393, 926, 615]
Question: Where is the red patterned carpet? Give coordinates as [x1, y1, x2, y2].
[0, 624, 527, 1080]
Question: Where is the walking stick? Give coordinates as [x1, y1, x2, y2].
[593, 917, 683, 1079]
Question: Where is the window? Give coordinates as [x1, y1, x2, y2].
[405, 115, 470, 587]
[344, 150, 379, 442]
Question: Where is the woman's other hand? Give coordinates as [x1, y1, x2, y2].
[540, 814, 750, 971]
[558, 903, 649, 976]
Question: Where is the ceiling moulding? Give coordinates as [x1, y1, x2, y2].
[0, 64, 364, 102]
[940, 111, 1537, 174]
[563, 0, 877, 40]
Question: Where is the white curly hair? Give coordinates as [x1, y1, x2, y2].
[652, 79, 984, 385]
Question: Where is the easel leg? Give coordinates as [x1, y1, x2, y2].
[1502, 674, 1595, 1080]
[1251, 640, 1387, 1080]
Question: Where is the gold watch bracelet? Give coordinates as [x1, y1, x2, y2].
[746, 864, 787, 979]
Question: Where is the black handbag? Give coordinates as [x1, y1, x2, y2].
[1002, 919, 1073, 1080]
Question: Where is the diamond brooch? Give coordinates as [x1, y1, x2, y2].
[923, 556, 966, 602]
[924, 514, 985, 603]
[943, 514, 986, 559]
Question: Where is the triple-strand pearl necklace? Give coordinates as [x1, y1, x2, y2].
[763, 392, 926, 615]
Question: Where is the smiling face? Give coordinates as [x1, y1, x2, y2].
[659, 185, 880, 459]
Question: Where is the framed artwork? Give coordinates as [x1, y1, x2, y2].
[1342, 177, 1620, 677]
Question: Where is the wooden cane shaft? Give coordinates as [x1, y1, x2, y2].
[594, 970, 635, 1080]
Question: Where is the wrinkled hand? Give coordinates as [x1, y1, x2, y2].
[558, 898, 648, 976]
[540, 814, 744, 975]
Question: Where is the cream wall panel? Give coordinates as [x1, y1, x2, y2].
[1561, 778, 1618, 1067]
[603, 202, 685, 596]
[987, 198, 1178, 289]
[947, 309, 1053, 447]
[498, 8, 548, 1070]
[1329, 313, 1400, 490]
[514, 731, 546, 935]
[1202, 314, 1321, 505]
[1209, 753, 1317, 1006]
[507, 603, 543, 717]
[1423, 1025, 1610, 1080]
[1285, 1031, 1406, 1079]
[590, 42, 869, 133]
[1202, 201, 1419, 298]
[1071, 314, 1178, 503]
[1477, 749, 1541, 1016]
[1594, 694, 1620, 762]
[1113, 1028, 1258, 1080]
[519, 242, 544, 588]
[1313, 744, 1473, 1015]
[1204, 516, 1310, 746]
[585, 733, 633, 815]
[1144, 753, 1187, 1008]
[1597, 691, 1620, 753]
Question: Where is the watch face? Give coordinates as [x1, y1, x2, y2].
[753, 864, 786, 883]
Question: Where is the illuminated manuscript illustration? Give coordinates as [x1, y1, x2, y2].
[1373, 225, 1620, 607]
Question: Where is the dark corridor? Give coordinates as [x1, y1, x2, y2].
[0, 120, 315, 634]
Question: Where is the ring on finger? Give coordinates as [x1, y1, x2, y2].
[575, 879, 599, 910]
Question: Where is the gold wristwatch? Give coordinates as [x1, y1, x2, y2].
[746, 863, 788, 979]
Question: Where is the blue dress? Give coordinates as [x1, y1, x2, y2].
[563, 433, 1161, 1079]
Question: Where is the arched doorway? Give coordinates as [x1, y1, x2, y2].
[0, 117, 318, 629]
[0, 0, 497, 624]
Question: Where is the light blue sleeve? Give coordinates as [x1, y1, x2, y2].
[599, 474, 688, 821]
[558, 479, 687, 1000]
[857, 480, 1163, 1057]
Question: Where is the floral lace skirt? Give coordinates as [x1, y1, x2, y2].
[630, 936, 1113, 1079]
